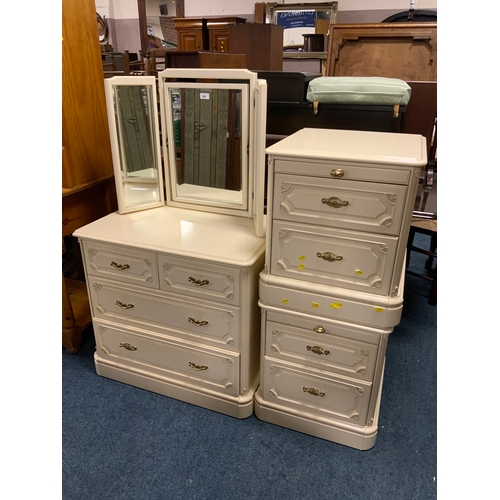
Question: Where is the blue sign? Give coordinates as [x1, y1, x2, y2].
[276, 11, 316, 29]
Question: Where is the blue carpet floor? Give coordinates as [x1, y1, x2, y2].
[62, 235, 437, 500]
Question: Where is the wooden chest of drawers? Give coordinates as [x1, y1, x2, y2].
[255, 128, 427, 449]
[75, 206, 265, 418]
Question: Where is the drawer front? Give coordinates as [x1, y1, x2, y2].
[271, 221, 398, 295]
[274, 173, 407, 235]
[260, 277, 402, 329]
[82, 240, 159, 289]
[262, 359, 372, 426]
[89, 278, 240, 350]
[158, 254, 240, 305]
[94, 322, 240, 397]
[274, 159, 411, 184]
[266, 320, 378, 381]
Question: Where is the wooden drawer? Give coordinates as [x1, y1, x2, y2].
[274, 173, 408, 236]
[158, 254, 240, 305]
[265, 320, 378, 382]
[271, 220, 398, 296]
[274, 158, 411, 185]
[82, 240, 159, 289]
[94, 322, 240, 397]
[261, 358, 372, 426]
[89, 278, 240, 350]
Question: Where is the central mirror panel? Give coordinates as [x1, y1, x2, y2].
[163, 82, 249, 210]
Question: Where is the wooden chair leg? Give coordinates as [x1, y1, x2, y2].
[62, 271, 82, 353]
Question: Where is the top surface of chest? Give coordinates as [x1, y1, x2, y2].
[73, 206, 265, 266]
[266, 128, 427, 168]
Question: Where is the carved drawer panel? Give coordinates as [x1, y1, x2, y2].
[89, 277, 240, 350]
[265, 320, 378, 382]
[274, 159, 411, 184]
[94, 322, 240, 397]
[82, 240, 159, 289]
[270, 220, 398, 296]
[273, 173, 407, 235]
[261, 358, 372, 426]
[158, 254, 240, 305]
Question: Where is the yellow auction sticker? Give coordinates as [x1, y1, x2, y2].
[311, 302, 319, 308]
[373, 307, 385, 313]
[330, 302, 342, 309]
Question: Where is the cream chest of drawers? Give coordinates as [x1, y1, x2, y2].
[74, 206, 265, 418]
[255, 128, 427, 449]
[73, 69, 268, 418]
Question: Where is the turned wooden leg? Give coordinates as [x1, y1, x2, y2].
[62, 270, 82, 353]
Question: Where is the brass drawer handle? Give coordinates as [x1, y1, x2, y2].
[307, 345, 330, 356]
[116, 300, 134, 309]
[189, 362, 208, 371]
[111, 261, 130, 271]
[313, 325, 325, 334]
[321, 196, 349, 209]
[317, 251, 343, 262]
[330, 168, 344, 178]
[303, 387, 325, 397]
[119, 342, 137, 351]
[188, 276, 210, 286]
[188, 317, 208, 327]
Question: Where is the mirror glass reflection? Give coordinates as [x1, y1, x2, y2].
[113, 84, 161, 207]
[166, 84, 248, 207]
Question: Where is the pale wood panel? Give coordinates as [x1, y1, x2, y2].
[325, 23, 437, 82]
[62, 0, 114, 188]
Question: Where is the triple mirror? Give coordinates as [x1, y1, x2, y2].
[104, 69, 267, 237]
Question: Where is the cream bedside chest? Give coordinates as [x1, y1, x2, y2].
[255, 128, 427, 448]
[74, 69, 268, 418]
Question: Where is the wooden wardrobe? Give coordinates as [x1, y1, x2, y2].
[62, 0, 118, 352]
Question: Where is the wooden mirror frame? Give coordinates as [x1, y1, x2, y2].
[137, 0, 185, 54]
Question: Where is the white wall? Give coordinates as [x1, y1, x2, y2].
[184, 0, 437, 17]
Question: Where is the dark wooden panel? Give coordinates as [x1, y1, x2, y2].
[401, 81, 437, 159]
[228, 24, 284, 71]
[266, 102, 404, 137]
[166, 51, 247, 68]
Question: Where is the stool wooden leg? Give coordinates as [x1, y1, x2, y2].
[428, 268, 437, 306]
[406, 226, 416, 267]
[425, 233, 437, 270]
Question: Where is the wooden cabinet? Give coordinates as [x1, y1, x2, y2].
[174, 18, 206, 50]
[174, 17, 246, 52]
[255, 128, 427, 449]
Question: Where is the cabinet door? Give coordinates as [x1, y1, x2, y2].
[178, 30, 203, 50]
[209, 30, 230, 52]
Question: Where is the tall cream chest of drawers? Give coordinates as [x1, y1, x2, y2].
[255, 128, 427, 449]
